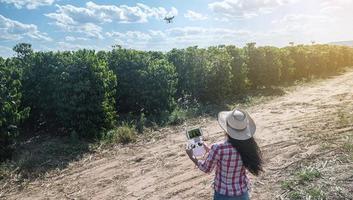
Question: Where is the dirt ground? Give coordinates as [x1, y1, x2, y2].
[2, 70, 353, 200]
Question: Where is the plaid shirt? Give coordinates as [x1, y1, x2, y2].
[197, 141, 249, 196]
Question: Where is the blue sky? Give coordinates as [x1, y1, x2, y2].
[1, 0, 353, 57]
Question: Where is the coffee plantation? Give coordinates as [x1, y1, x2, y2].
[1, 43, 353, 160]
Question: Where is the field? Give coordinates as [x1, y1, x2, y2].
[1, 69, 352, 200]
[1, 1, 353, 199]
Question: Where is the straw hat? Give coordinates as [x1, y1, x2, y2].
[218, 109, 256, 140]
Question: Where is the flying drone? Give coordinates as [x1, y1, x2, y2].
[164, 16, 175, 23]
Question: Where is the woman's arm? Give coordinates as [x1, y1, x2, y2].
[185, 143, 210, 165]
[186, 143, 220, 173]
[203, 142, 210, 152]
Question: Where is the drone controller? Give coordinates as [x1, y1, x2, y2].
[186, 128, 206, 157]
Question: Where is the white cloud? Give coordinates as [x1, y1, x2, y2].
[0, 14, 52, 41]
[149, 30, 167, 38]
[44, 4, 103, 38]
[267, 12, 347, 45]
[107, 31, 152, 40]
[65, 36, 88, 41]
[317, 0, 353, 42]
[320, 0, 352, 9]
[106, 31, 153, 47]
[208, 0, 296, 19]
[106, 26, 252, 50]
[55, 41, 96, 51]
[45, 2, 177, 39]
[0, 0, 54, 9]
[0, 45, 13, 57]
[272, 14, 331, 27]
[320, 0, 353, 17]
[320, 6, 342, 15]
[166, 27, 205, 37]
[46, 1, 178, 24]
[271, 13, 333, 41]
[166, 27, 250, 38]
[74, 23, 103, 39]
[184, 10, 208, 21]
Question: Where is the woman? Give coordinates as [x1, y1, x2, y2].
[186, 109, 263, 200]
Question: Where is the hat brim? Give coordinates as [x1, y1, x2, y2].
[218, 110, 256, 140]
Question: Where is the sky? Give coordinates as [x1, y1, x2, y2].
[0, 0, 353, 57]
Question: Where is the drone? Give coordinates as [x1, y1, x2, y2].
[164, 16, 175, 23]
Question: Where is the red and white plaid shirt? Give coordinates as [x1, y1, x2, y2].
[197, 140, 249, 196]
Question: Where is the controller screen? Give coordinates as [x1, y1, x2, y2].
[187, 128, 201, 139]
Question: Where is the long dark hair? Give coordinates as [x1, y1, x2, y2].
[227, 136, 263, 176]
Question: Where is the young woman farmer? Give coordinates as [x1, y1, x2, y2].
[186, 109, 263, 200]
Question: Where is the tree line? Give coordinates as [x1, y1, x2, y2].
[1, 43, 353, 160]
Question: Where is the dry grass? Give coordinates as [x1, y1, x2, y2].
[0, 135, 92, 198]
[279, 104, 353, 200]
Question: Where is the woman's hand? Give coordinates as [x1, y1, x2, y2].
[185, 147, 194, 158]
[185, 147, 198, 165]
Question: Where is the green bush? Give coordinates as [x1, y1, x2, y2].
[204, 46, 233, 103]
[2, 42, 353, 151]
[245, 44, 283, 88]
[20, 49, 117, 138]
[167, 47, 209, 101]
[140, 59, 177, 115]
[136, 112, 146, 133]
[107, 47, 177, 117]
[55, 50, 117, 138]
[102, 123, 136, 144]
[0, 58, 29, 161]
[168, 107, 187, 125]
[226, 45, 248, 94]
[21, 51, 68, 128]
[107, 48, 150, 114]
